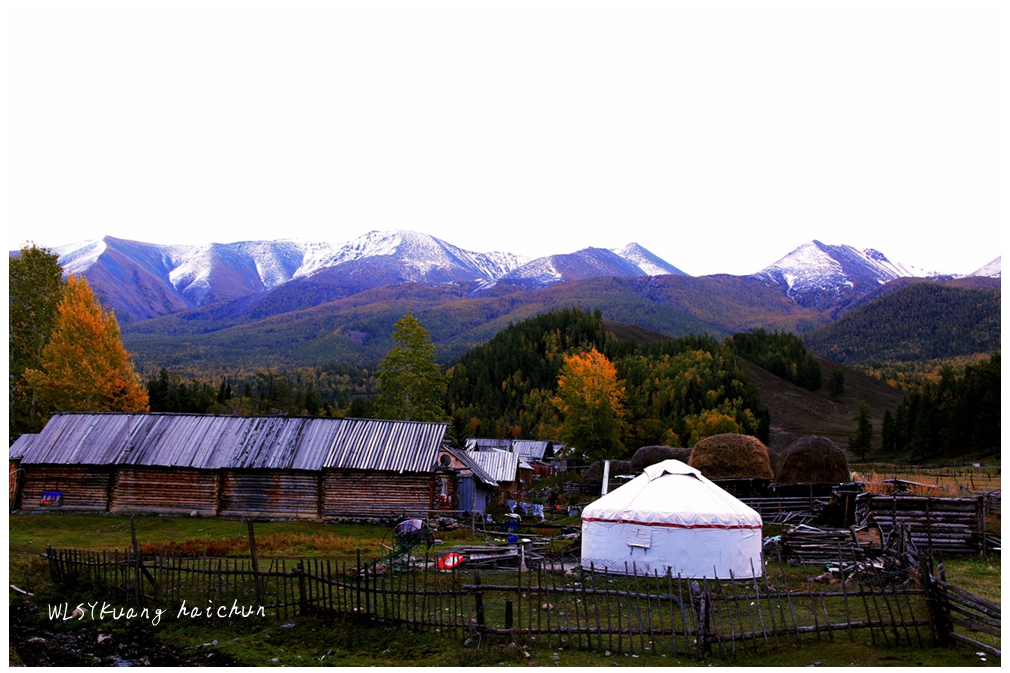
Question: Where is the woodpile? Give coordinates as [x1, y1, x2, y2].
[856, 493, 987, 555]
[780, 526, 867, 565]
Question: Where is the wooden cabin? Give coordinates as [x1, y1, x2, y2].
[12, 412, 447, 521]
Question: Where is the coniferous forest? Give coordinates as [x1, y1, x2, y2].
[880, 353, 1000, 459]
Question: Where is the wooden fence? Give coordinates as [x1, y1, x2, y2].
[47, 543, 996, 659]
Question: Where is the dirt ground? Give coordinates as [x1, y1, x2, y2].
[8, 600, 242, 667]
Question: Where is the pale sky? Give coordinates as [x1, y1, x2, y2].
[4, 0, 1005, 277]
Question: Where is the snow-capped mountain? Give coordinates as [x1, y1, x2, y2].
[34, 232, 680, 321]
[753, 241, 937, 310]
[21, 232, 993, 326]
[968, 256, 1001, 278]
[486, 244, 687, 290]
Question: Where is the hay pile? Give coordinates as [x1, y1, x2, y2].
[688, 434, 774, 480]
[774, 435, 851, 484]
[583, 459, 635, 483]
[630, 445, 692, 470]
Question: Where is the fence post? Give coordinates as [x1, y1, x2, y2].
[505, 600, 514, 631]
[248, 521, 265, 606]
[474, 572, 485, 631]
[919, 555, 951, 647]
[977, 495, 986, 557]
[297, 561, 309, 617]
[131, 515, 141, 605]
[691, 581, 709, 658]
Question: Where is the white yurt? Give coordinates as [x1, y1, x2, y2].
[580, 459, 763, 578]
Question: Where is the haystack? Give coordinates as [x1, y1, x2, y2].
[583, 459, 635, 483]
[775, 435, 850, 484]
[630, 445, 692, 471]
[688, 434, 774, 480]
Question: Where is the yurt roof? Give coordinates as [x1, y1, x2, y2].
[581, 460, 761, 530]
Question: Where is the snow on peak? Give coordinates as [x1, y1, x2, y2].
[53, 238, 108, 276]
[610, 243, 687, 276]
[969, 256, 1001, 278]
[754, 240, 935, 304]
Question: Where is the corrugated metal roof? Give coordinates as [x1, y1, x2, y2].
[466, 438, 512, 452]
[465, 449, 525, 483]
[464, 438, 561, 462]
[324, 419, 446, 473]
[20, 413, 446, 473]
[443, 448, 498, 487]
[511, 440, 560, 461]
[9, 434, 39, 461]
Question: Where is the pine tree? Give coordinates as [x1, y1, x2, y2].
[828, 369, 845, 399]
[881, 408, 896, 457]
[375, 312, 447, 422]
[24, 275, 149, 414]
[10, 244, 67, 437]
[848, 400, 873, 461]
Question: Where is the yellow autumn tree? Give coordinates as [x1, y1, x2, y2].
[25, 275, 149, 413]
[553, 348, 626, 461]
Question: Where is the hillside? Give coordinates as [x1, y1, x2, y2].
[743, 353, 907, 451]
[121, 274, 829, 376]
[803, 283, 1001, 364]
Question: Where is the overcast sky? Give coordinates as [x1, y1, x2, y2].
[4, 1, 1004, 276]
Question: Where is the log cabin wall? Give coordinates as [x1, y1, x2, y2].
[321, 471, 433, 518]
[110, 467, 220, 516]
[219, 470, 321, 519]
[18, 465, 112, 512]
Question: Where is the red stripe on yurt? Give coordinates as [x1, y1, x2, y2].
[582, 517, 761, 530]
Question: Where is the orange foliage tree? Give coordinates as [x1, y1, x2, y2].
[553, 348, 626, 461]
[25, 275, 149, 413]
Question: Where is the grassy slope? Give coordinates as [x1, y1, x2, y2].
[743, 353, 907, 451]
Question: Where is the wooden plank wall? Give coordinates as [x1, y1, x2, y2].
[220, 470, 320, 519]
[9, 461, 18, 508]
[110, 467, 220, 516]
[322, 471, 432, 517]
[18, 465, 112, 512]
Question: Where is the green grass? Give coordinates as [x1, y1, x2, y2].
[9, 512, 1002, 667]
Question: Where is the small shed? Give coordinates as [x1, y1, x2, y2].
[464, 449, 532, 503]
[438, 447, 499, 516]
